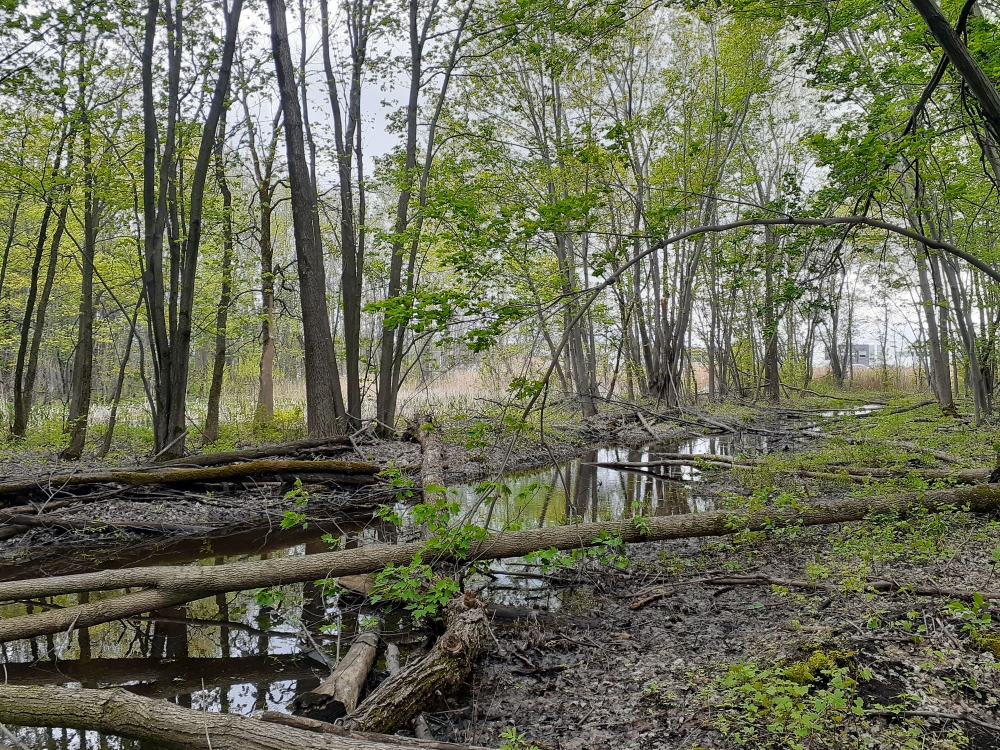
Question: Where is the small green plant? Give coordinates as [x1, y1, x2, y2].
[524, 546, 580, 573]
[280, 478, 310, 529]
[707, 659, 865, 749]
[499, 726, 539, 750]
[370, 555, 461, 620]
[592, 529, 629, 568]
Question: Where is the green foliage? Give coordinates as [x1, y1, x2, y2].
[279, 479, 310, 530]
[499, 726, 539, 750]
[707, 658, 865, 749]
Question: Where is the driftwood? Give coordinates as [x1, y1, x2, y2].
[345, 601, 491, 734]
[157, 437, 356, 468]
[294, 632, 379, 720]
[259, 712, 494, 749]
[0, 684, 440, 750]
[0, 459, 379, 500]
[4, 483, 1000, 642]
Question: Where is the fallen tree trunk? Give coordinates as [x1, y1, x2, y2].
[597, 459, 991, 484]
[345, 602, 490, 735]
[0, 459, 379, 498]
[294, 632, 378, 720]
[0, 501, 73, 540]
[260, 712, 494, 750]
[841, 436, 965, 465]
[3, 483, 1000, 642]
[0, 684, 438, 750]
[411, 419, 446, 505]
[0, 513, 219, 533]
[156, 437, 356, 468]
[625, 574, 1000, 610]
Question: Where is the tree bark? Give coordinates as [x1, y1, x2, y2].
[4, 482, 1000, 642]
[295, 632, 378, 720]
[204, 108, 235, 444]
[268, 0, 344, 437]
[345, 603, 489, 735]
[0, 684, 439, 750]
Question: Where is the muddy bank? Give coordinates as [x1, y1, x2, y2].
[433, 521, 1000, 749]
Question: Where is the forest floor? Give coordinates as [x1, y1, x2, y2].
[2, 392, 1000, 749]
[430, 397, 1000, 750]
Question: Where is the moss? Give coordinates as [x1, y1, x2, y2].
[783, 649, 854, 684]
[971, 632, 1000, 658]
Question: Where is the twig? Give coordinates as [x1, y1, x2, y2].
[865, 708, 1000, 733]
[0, 721, 30, 750]
[150, 430, 189, 462]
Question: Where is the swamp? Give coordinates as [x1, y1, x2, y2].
[3, 0, 1000, 747]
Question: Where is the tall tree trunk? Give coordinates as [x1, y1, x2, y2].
[164, 0, 243, 458]
[63, 37, 97, 460]
[204, 110, 234, 444]
[762, 226, 780, 401]
[269, 0, 342, 437]
[97, 298, 142, 458]
[12, 127, 69, 439]
[142, 0, 178, 453]
[20, 200, 69, 437]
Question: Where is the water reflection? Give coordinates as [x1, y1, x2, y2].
[453, 433, 768, 531]
[1, 432, 771, 748]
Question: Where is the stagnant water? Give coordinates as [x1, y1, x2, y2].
[0, 430, 779, 748]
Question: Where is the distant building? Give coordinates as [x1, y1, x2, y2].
[851, 344, 873, 367]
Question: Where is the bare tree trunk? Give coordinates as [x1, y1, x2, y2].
[97, 298, 142, 458]
[12, 125, 69, 438]
[204, 109, 234, 444]
[14, 197, 68, 438]
[63, 36, 97, 459]
[269, 0, 343, 437]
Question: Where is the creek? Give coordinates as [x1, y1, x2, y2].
[0, 430, 780, 748]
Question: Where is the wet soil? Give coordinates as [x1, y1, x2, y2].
[10, 403, 990, 749]
[436, 527, 1000, 749]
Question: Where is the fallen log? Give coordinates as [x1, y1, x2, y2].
[624, 574, 1000, 604]
[0, 684, 436, 750]
[410, 418, 446, 505]
[0, 654, 316, 697]
[345, 601, 490, 734]
[0, 459, 379, 498]
[294, 632, 379, 720]
[4, 483, 1000, 642]
[260, 712, 494, 749]
[0, 501, 73, 540]
[0, 513, 219, 534]
[597, 458, 991, 484]
[157, 437, 356, 468]
[841, 436, 965, 465]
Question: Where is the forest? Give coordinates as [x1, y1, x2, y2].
[1, 0, 1000, 746]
